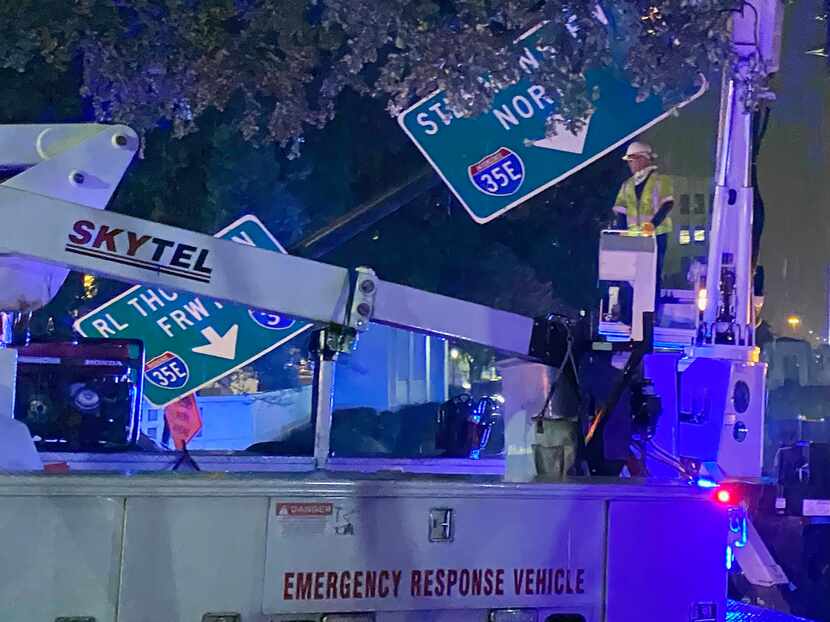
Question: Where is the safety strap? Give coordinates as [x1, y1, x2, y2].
[532, 330, 580, 422]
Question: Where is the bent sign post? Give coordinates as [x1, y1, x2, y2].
[398, 30, 706, 224]
[75, 215, 312, 407]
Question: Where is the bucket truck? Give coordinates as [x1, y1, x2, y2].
[0, 120, 743, 622]
[0, 2, 809, 621]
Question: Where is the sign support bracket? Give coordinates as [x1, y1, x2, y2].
[310, 329, 338, 468]
[171, 442, 201, 471]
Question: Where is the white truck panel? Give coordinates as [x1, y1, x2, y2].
[0, 496, 123, 621]
[118, 497, 270, 622]
[0, 474, 729, 622]
[263, 496, 602, 614]
[606, 499, 727, 622]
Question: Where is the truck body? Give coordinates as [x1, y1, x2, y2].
[0, 3, 808, 621]
[0, 472, 728, 622]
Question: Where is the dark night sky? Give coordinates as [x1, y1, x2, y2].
[637, 1, 829, 342]
[756, 0, 830, 342]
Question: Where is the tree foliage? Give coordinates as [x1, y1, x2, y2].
[1, 0, 745, 154]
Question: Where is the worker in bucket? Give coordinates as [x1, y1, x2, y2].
[612, 141, 675, 302]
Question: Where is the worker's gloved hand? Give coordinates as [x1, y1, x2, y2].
[641, 222, 655, 236]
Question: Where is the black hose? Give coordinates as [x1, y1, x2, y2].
[751, 104, 771, 272]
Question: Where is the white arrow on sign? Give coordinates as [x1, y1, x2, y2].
[524, 112, 595, 155]
[192, 325, 239, 360]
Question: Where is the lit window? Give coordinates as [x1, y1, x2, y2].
[679, 229, 691, 245]
[694, 228, 706, 243]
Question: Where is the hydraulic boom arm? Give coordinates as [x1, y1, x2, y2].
[698, 0, 782, 356]
[0, 126, 537, 357]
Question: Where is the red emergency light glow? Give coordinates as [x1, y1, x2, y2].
[713, 485, 741, 506]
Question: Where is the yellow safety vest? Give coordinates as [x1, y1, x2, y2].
[613, 171, 674, 236]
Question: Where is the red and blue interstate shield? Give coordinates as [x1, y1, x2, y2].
[145, 351, 190, 390]
[468, 147, 525, 197]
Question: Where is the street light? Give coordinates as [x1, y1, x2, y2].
[787, 315, 802, 332]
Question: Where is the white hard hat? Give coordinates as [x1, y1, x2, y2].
[622, 141, 655, 161]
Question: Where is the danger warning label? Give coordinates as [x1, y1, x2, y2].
[276, 502, 333, 517]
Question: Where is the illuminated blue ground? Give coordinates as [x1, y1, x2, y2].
[727, 600, 815, 622]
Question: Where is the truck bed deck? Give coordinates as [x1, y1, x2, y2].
[0, 468, 717, 498]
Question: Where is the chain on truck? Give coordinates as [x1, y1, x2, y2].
[0, 2, 819, 622]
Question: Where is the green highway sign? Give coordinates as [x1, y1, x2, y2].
[398, 30, 705, 224]
[75, 215, 312, 407]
